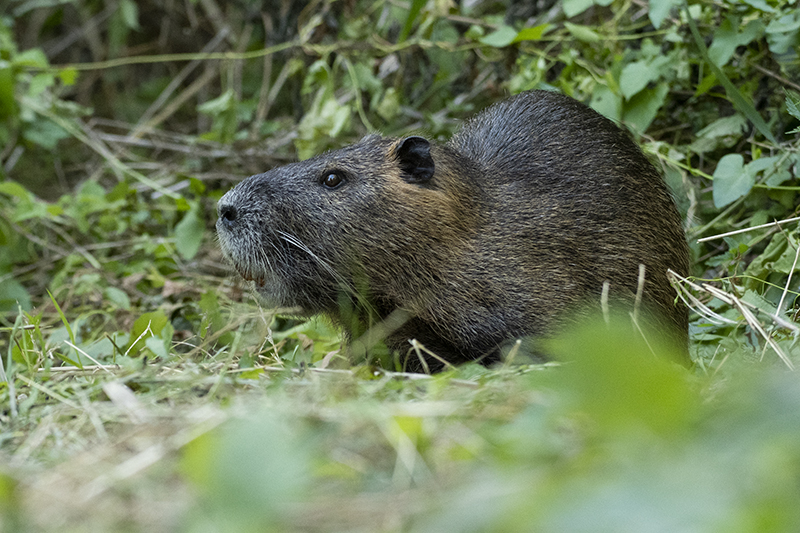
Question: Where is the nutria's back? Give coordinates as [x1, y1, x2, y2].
[447, 91, 689, 352]
[216, 90, 690, 371]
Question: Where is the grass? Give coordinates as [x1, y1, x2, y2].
[3, 0, 800, 529]
[2, 326, 544, 530]
[3, 301, 800, 531]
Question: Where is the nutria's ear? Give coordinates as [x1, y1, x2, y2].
[396, 136, 435, 184]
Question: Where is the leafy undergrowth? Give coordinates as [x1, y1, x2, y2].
[4, 317, 800, 532]
[2, 0, 800, 530]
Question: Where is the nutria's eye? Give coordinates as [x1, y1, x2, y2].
[321, 172, 345, 189]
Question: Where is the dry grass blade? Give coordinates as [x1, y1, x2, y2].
[668, 269, 798, 369]
[703, 284, 795, 369]
[129, 27, 230, 140]
[102, 382, 150, 424]
[696, 215, 800, 243]
[669, 271, 739, 325]
[15, 374, 81, 409]
[64, 341, 114, 374]
[777, 235, 800, 314]
[409, 339, 459, 373]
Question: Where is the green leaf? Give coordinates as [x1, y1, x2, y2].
[590, 85, 622, 122]
[686, 6, 777, 144]
[28, 73, 54, 97]
[189, 177, 206, 196]
[182, 413, 311, 524]
[514, 24, 550, 42]
[0, 471, 18, 513]
[786, 91, 800, 121]
[619, 61, 651, 99]
[119, 0, 141, 30]
[741, 0, 776, 12]
[13, 48, 48, 69]
[57, 67, 77, 86]
[144, 336, 169, 359]
[295, 89, 352, 159]
[745, 155, 780, 175]
[648, 0, 682, 29]
[104, 287, 131, 310]
[349, 61, 382, 96]
[688, 114, 747, 153]
[480, 25, 519, 48]
[199, 290, 225, 333]
[745, 232, 789, 283]
[619, 55, 670, 100]
[695, 114, 748, 139]
[765, 12, 800, 54]
[12, 196, 49, 222]
[694, 73, 717, 97]
[376, 87, 400, 122]
[562, 0, 594, 18]
[708, 17, 739, 68]
[708, 17, 764, 67]
[197, 89, 236, 116]
[127, 310, 169, 355]
[766, 168, 792, 187]
[0, 279, 31, 313]
[175, 196, 191, 211]
[712, 153, 752, 208]
[174, 206, 205, 260]
[622, 82, 668, 133]
[301, 60, 332, 96]
[547, 314, 696, 435]
[47, 289, 75, 346]
[564, 22, 600, 43]
[398, 0, 427, 42]
[0, 65, 14, 119]
[773, 233, 800, 274]
[22, 118, 69, 150]
[0, 182, 32, 200]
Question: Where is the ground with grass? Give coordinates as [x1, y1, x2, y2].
[2, 0, 800, 530]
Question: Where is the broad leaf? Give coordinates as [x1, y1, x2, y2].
[175, 206, 205, 260]
[480, 26, 519, 48]
[648, 0, 682, 29]
[562, 0, 594, 17]
[712, 153, 752, 208]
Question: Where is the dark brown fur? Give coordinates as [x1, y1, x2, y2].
[216, 90, 690, 371]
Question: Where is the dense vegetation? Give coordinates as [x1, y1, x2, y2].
[1, 0, 800, 530]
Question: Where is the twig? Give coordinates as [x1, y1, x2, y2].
[749, 62, 800, 92]
[129, 27, 231, 140]
[46, 40, 298, 72]
[135, 66, 220, 140]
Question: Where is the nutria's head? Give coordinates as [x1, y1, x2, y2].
[216, 135, 479, 315]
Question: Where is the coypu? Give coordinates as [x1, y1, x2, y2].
[216, 90, 690, 371]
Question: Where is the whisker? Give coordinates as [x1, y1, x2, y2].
[276, 230, 377, 315]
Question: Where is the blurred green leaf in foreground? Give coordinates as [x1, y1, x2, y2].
[168, 316, 800, 532]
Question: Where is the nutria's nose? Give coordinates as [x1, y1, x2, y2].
[218, 203, 238, 228]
